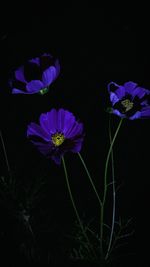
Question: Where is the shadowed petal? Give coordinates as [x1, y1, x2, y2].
[107, 82, 119, 92]
[32, 140, 52, 153]
[15, 66, 26, 83]
[70, 140, 83, 153]
[129, 111, 141, 120]
[132, 87, 150, 99]
[40, 54, 53, 70]
[51, 154, 62, 165]
[54, 59, 60, 78]
[27, 123, 50, 141]
[29, 57, 40, 66]
[140, 100, 149, 106]
[12, 88, 29, 94]
[140, 107, 150, 118]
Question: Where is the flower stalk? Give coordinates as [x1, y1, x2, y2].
[100, 117, 123, 258]
[62, 156, 96, 258]
[0, 130, 12, 182]
[105, 115, 116, 260]
[78, 152, 102, 207]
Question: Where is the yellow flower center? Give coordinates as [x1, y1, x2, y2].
[51, 133, 65, 146]
[121, 99, 134, 112]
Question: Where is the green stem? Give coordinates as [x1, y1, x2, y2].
[0, 130, 11, 173]
[62, 156, 95, 257]
[105, 115, 116, 260]
[100, 118, 123, 258]
[100, 205, 104, 257]
[78, 152, 102, 207]
[0, 130, 12, 182]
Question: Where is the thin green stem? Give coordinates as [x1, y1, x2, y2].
[0, 130, 12, 184]
[100, 118, 123, 258]
[100, 205, 104, 257]
[107, 225, 122, 258]
[0, 130, 11, 174]
[103, 118, 123, 204]
[78, 152, 102, 207]
[105, 115, 116, 260]
[62, 156, 96, 258]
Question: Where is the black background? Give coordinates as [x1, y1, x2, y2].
[0, 5, 150, 267]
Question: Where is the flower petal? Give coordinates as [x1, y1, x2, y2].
[15, 66, 26, 82]
[29, 57, 40, 66]
[51, 154, 62, 165]
[112, 109, 126, 118]
[107, 82, 119, 92]
[57, 109, 76, 134]
[70, 140, 83, 153]
[115, 86, 126, 99]
[54, 59, 60, 78]
[12, 88, 29, 94]
[39, 113, 55, 135]
[110, 92, 120, 105]
[45, 109, 77, 135]
[124, 81, 137, 94]
[66, 122, 84, 138]
[140, 107, 150, 118]
[107, 82, 125, 99]
[132, 86, 150, 99]
[129, 111, 141, 120]
[42, 66, 57, 87]
[27, 123, 50, 141]
[26, 80, 44, 93]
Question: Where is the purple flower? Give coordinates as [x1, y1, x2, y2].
[107, 81, 150, 119]
[27, 109, 84, 164]
[10, 53, 60, 94]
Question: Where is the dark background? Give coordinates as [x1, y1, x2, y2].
[0, 6, 150, 266]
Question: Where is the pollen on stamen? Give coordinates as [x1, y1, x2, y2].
[51, 133, 65, 146]
[121, 99, 134, 112]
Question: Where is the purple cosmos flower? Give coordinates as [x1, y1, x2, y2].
[107, 81, 150, 119]
[27, 108, 84, 164]
[10, 53, 60, 94]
